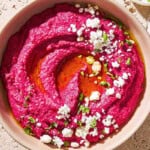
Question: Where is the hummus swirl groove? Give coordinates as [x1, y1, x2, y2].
[0, 3, 145, 148]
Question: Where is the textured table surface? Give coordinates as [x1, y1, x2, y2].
[0, 0, 150, 150]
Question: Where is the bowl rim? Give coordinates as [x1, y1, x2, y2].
[132, 0, 150, 6]
[0, 0, 150, 150]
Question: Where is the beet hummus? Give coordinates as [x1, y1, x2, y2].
[0, 3, 145, 148]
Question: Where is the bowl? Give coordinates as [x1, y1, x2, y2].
[132, 0, 150, 6]
[0, 0, 150, 150]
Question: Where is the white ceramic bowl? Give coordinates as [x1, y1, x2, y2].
[132, 0, 150, 6]
[0, 0, 150, 150]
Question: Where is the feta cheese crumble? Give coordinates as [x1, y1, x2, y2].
[90, 30, 102, 43]
[71, 142, 79, 148]
[36, 122, 42, 127]
[75, 127, 88, 139]
[95, 112, 101, 120]
[104, 127, 110, 134]
[113, 77, 125, 87]
[75, 4, 80, 8]
[114, 124, 119, 129]
[56, 104, 70, 120]
[89, 91, 100, 101]
[92, 61, 102, 74]
[70, 24, 77, 32]
[77, 27, 84, 36]
[40, 134, 52, 144]
[106, 88, 115, 96]
[93, 39, 103, 49]
[53, 136, 64, 148]
[102, 115, 113, 127]
[77, 36, 84, 42]
[89, 128, 98, 136]
[86, 18, 100, 28]
[62, 128, 73, 137]
[84, 140, 90, 147]
[116, 93, 121, 99]
[122, 72, 129, 80]
[99, 134, 105, 139]
[112, 61, 120, 68]
[79, 8, 84, 13]
[85, 115, 97, 129]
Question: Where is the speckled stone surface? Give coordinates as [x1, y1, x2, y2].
[0, 0, 150, 150]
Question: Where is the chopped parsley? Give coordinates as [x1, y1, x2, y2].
[78, 105, 90, 114]
[100, 81, 110, 87]
[79, 93, 84, 101]
[77, 120, 82, 127]
[126, 57, 131, 65]
[45, 122, 58, 130]
[125, 39, 134, 45]
[64, 120, 69, 126]
[102, 32, 108, 42]
[50, 122, 58, 128]
[94, 49, 101, 53]
[24, 126, 32, 135]
[64, 141, 70, 147]
[90, 118, 97, 128]
[28, 116, 36, 124]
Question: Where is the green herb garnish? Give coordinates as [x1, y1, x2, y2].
[77, 120, 83, 127]
[78, 105, 90, 114]
[100, 81, 110, 87]
[102, 32, 108, 42]
[94, 49, 101, 53]
[64, 141, 70, 147]
[28, 116, 36, 124]
[64, 120, 69, 126]
[90, 118, 97, 128]
[126, 58, 131, 65]
[50, 122, 58, 128]
[45, 122, 58, 131]
[24, 126, 32, 135]
[79, 93, 84, 101]
[125, 39, 134, 45]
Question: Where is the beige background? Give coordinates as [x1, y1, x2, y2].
[0, 0, 149, 150]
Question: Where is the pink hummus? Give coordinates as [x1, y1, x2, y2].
[0, 3, 145, 148]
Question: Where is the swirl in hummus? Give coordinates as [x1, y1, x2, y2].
[0, 3, 145, 148]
